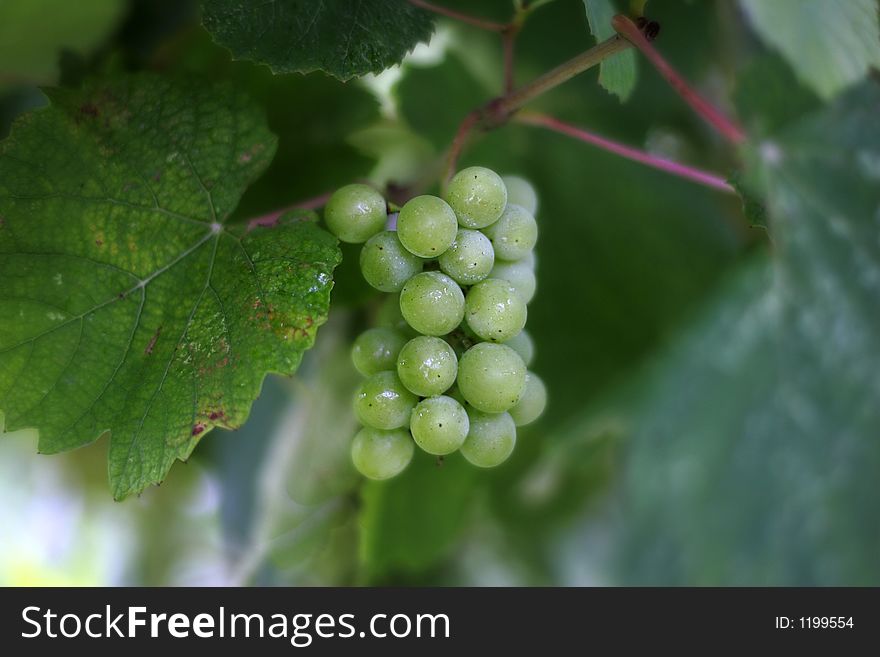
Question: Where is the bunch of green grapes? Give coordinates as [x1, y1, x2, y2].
[324, 167, 546, 480]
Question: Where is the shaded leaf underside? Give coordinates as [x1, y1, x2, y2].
[201, 0, 435, 81]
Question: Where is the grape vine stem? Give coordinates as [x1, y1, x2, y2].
[246, 190, 335, 231]
[516, 112, 736, 194]
[444, 32, 633, 184]
[407, 0, 508, 32]
[611, 14, 747, 144]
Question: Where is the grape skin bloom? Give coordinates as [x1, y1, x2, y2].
[445, 166, 508, 229]
[465, 278, 527, 342]
[397, 336, 458, 397]
[460, 408, 517, 468]
[490, 259, 536, 304]
[399, 271, 465, 336]
[354, 371, 417, 430]
[504, 330, 535, 367]
[438, 229, 495, 285]
[324, 183, 387, 243]
[457, 343, 526, 413]
[508, 372, 547, 426]
[351, 327, 408, 377]
[482, 203, 538, 261]
[351, 427, 414, 480]
[397, 195, 459, 258]
[501, 175, 538, 215]
[360, 231, 423, 292]
[410, 396, 470, 455]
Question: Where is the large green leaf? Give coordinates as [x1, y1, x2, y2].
[739, 0, 880, 100]
[0, 0, 126, 90]
[582, 0, 637, 101]
[201, 0, 435, 81]
[614, 80, 880, 584]
[0, 74, 341, 499]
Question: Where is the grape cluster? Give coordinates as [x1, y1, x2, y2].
[324, 168, 546, 480]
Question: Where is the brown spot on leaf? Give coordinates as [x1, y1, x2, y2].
[79, 103, 100, 118]
[145, 325, 162, 355]
[191, 424, 205, 436]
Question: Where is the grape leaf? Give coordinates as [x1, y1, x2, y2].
[201, 0, 435, 81]
[739, 0, 880, 100]
[614, 80, 880, 584]
[582, 0, 637, 101]
[0, 0, 126, 90]
[0, 74, 341, 500]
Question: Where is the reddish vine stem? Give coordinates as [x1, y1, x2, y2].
[246, 190, 334, 231]
[407, 0, 507, 32]
[444, 33, 632, 184]
[517, 112, 735, 194]
[502, 24, 521, 93]
[443, 109, 483, 189]
[612, 15, 747, 145]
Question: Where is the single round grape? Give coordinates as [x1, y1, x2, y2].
[438, 229, 495, 285]
[482, 204, 537, 261]
[396, 336, 458, 397]
[457, 343, 526, 413]
[351, 327, 408, 377]
[397, 195, 458, 258]
[501, 175, 538, 215]
[460, 408, 516, 468]
[445, 166, 507, 229]
[351, 427, 414, 480]
[410, 396, 469, 455]
[508, 372, 547, 426]
[490, 260, 536, 303]
[504, 330, 534, 367]
[359, 231, 423, 292]
[324, 184, 387, 243]
[399, 271, 465, 336]
[354, 371, 417, 430]
[464, 278, 527, 342]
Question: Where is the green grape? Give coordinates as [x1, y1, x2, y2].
[397, 195, 458, 258]
[457, 343, 526, 413]
[438, 229, 495, 285]
[351, 427, 414, 480]
[464, 278, 527, 342]
[508, 372, 547, 426]
[445, 166, 507, 229]
[359, 231, 423, 292]
[351, 327, 408, 377]
[460, 408, 516, 468]
[482, 204, 538, 261]
[501, 175, 538, 215]
[504, 330, 534, 367]
[410, 396, 469, 455]
[399, 271, 465, 336]
[396, 335, 458, 397]
[324, 183, 387, 243]
[354, 371, 417, 430]
[490, 260, 536, 303]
